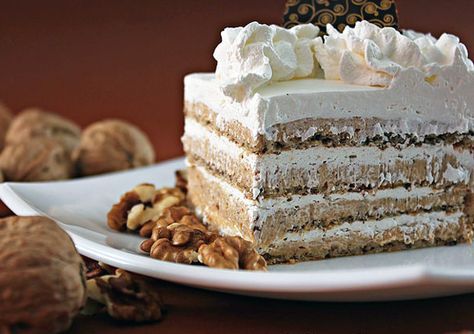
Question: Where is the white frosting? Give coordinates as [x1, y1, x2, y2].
[187, 21, 474, 139]
[213, 21, 474, 99]
[315, 21, 474, 87]
[183, 119, 473, 199]
[184, 69, 474, 140]
[214, 22, 320, 100]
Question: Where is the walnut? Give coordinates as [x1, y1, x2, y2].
[6, 108, 81, 154]
[86, 269, 163, 322]
[198, 236, 267, 271]
[73, 119, 155, 176]
[107, 184, 185, 231]
[0, 216, 87, 333]
[107, 184, 266, 271]
[149, 239, 199, 264]
[0, 102, 13, 151]
[0, 137, 73, 181]
[140, 206, 211, 264]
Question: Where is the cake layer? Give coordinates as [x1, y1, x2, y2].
[185, 101, 474, 154]
[185, 71, 474, 152]
[267, 211, 471, 263]
[183, 118, 473, 199]
[187, 165, 473, 263]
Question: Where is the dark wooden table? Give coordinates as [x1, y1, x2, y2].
[69, 279, 474, 334]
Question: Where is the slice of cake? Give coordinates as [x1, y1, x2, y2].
[182, 21, 474, 263]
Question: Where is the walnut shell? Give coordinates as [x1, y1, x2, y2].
[0, 102, 13, 150]
[73, 119, 155, 176]
[0, 216, 87, 334]
[6, 108, 81, 154]
[0, 138, 73, 181]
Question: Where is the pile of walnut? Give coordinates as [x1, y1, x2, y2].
[107, 172, 267, 271]
[0, 103, 155, 182]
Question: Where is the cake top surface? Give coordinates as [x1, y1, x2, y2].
[257, 77, 381, 97]
[185, 68, 473, 139]
[184, 20, 474, 139]
[213, 21, 474, 101]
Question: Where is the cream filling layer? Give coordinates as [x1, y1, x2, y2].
[184, 118, 472, 199]
[274, 211, 463, 245]
[190, 164, 463, 237]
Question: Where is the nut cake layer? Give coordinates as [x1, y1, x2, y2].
[187, 165, 473, 263]
[183, 118, 473, 200]
[185, 101, 474, 154]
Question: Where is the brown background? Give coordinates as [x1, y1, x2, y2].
[0, 0, 473, 161]
[1, 1, 474, 333]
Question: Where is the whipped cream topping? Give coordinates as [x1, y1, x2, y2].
[316, 21, 474, 87]
[213, 21, 473, 98]
[213, 21, 320, 100]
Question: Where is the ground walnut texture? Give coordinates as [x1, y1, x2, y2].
[0, 216, 87, 334]
[107, 177, 267, 271]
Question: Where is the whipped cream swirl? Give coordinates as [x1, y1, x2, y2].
[213, 21, 474, 99]
[315, 21, 474, 87]
[213, 22, 320, 100]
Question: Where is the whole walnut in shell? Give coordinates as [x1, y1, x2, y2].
[6, 108, 81, 154]
[0, 138, 73, 181]
[73, 119, 155, 176]
[0, 216, 86, 334]
[0, 102, 13, 150]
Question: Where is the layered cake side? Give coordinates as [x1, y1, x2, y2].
[182, 21, 474, 263]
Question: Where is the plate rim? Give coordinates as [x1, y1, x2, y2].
[1, 159, 474, 299]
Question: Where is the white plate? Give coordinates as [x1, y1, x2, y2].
[1, 157, 474, 302]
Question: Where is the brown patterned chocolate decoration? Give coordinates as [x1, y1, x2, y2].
[283, 0, 399, 33]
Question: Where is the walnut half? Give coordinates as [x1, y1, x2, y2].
[107, 184, 185, 231]
[140, 206, 213, 264]
[198, 236, 267, 271]
[86, 269, 163, 322]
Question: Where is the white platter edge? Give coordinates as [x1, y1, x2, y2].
[1, 162, 474, 302]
